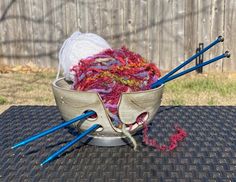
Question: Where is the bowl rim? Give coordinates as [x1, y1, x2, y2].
[52, 77, 164, 95]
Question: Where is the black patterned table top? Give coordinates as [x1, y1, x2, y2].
[0, 106, 236, 181]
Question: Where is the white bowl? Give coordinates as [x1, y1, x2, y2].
[52, 78, 164, 146]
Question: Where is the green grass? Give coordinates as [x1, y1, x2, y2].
[22, 85, 34, 92]
[34, 72, 56, 79]
[181, 78, 236, 96]
[0, 72, 236, 113]
[169, 98, 185, 106]
[162, 74, 236, 106]
[0, 96, 7, 105]
[207, 97, 216, 106]
[166, 76, 236, 95]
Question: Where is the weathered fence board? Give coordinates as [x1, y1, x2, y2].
[209, 0, 225, 72]
[172, 0, 184, 72]
[30, 0, 44, 66]
[224, 0, 236, 72]
[184, 0, 198, 71]
[148, 0, 159, 67]
[197, 0, 211, 72]
[0, 0, 235, 72]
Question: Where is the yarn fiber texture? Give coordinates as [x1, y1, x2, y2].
[71, 46, 161, 128]
[70, 46, 187, 151]
[59, 32, 111, 81]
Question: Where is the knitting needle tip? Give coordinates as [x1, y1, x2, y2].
[218, 35, 224, 42]
[40, 124, 100, 166]
[11, 111, 95, 149]
[11, 142, 25, 149]
[40, 157, 53, 166]
[40, 162, 45, 166]
[224, 51, 230, 58]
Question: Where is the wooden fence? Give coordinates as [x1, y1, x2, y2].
[0, 0, 235, 72]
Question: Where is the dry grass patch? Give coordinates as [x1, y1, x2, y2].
[0, 72, 55, 107]
[0, 72, 236, 113]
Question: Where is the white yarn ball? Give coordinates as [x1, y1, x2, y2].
[58, 32, 111, 81]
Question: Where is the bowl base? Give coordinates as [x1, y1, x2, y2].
[81, 135, 130, 146]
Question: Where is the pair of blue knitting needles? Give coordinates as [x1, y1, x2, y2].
[12, 36, 230, 166]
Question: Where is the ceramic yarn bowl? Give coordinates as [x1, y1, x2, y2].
[52, 78, 164, 146]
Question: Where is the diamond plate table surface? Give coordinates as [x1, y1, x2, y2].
[0, 106, 236, 182]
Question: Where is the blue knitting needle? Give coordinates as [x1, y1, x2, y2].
[151, 51, 230, 88]
[155, 36, 224, 87]
[40, 124, 100, 166]
[40, 51, 230, 166]
[12, 110, 96, 149]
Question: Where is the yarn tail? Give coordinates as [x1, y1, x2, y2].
[122, 124, 138, 151]
[142, 122, 187, 151]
